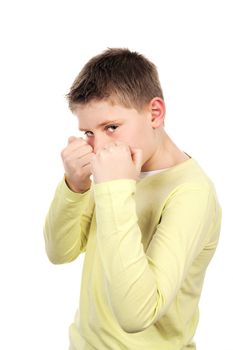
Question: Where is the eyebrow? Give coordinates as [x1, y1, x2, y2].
[79, 120, 121, 131]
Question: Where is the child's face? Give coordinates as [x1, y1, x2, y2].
[74, 99, 161, 168]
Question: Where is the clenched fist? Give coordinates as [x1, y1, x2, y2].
[90, 141, 143, 184]
[61, 136, 95, 193]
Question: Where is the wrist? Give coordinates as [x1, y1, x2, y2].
[64, 175, 91, 193]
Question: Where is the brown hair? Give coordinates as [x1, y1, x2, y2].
[66, 48, 164, 112]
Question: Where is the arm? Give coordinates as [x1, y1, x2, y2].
[93, 179, 220, 333]
[43, 176, 94, 264]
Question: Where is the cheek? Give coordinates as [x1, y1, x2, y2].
[136, 129, 155, 155]
[116, 125, 150, 150]
[117, 132, 137, 148]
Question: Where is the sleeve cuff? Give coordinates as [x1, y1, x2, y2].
[59, 175, 91, 201]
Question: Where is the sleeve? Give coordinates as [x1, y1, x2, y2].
[93, 179, 216, 333]
[43, 176, 95, 264]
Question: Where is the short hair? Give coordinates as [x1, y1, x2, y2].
[66, 48, 164, 112]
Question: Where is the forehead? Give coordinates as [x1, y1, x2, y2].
[75, 100, 141, 130]
[75, 99, 131, 116]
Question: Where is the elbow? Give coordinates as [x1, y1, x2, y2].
[44, 246, 77, 265]
[119, 318, 154, 334]
[46, 253, 76, 265]
[121, 324, 147, 334]
[46, 254, 64, 265]
[45, 249, 65, 265]
[113, 289, 166, 334]
[43, 237, 64, 264]
[115, 309, 158, 334]
[117, 306, 166, 333]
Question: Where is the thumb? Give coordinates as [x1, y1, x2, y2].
[130, 147, 143, 173]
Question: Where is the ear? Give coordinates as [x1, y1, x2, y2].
[148, 97, 166, 128]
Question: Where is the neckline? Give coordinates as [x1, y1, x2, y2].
[137, 156, 196, 182]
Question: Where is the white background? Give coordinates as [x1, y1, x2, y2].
[0, 1, 232, 349]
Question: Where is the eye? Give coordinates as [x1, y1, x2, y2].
[83, 125, 119, 137]
[105, 125, 119, 133]
[83, 131, 94, 137]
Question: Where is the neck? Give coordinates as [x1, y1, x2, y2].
[141, 128, 190, 172]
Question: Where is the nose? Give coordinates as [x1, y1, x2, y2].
[87, 133, 110, 153]
[94, 134, 110, 153]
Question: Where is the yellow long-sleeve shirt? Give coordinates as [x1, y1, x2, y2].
[43, 157, 222, 350]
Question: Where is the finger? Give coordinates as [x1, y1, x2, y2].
[81, 163, 92, 174]
[65, 139, 92, 155]
[68, 136, 78, 144]
[101, 141, 129, 152]
[67, 136, 87, 147]
[65, 150, 94, 165]
[79, 152, 95, 167]
[73, 144, 93, 158]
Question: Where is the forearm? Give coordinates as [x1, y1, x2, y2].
[93, 179, 162, 332]
[44, 176, 94, 264]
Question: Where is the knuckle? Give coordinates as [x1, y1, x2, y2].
[68, 136, 75, 143]
[60, 148, 66, 158]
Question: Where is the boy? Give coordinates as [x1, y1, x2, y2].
[43, 48, 222, 350]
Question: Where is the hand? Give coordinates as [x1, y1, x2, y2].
[91, 141, 142, 184]
[61, 136, 95, 193]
